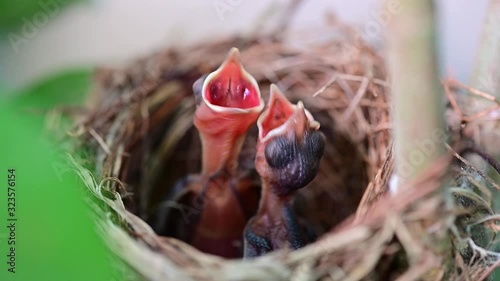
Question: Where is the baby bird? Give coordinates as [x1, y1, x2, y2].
[154, 48, 264, 258]
[244, 85, 325, 257]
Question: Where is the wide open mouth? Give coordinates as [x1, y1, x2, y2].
[258, 85, 318, 141]
[202, 48, 262, 111]
[258, 85, 295, 139]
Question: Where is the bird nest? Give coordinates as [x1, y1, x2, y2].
[66, 20, 500, 281]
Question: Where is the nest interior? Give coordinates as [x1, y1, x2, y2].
[84, 22, 389, 234]
[68, 20, 500, 281]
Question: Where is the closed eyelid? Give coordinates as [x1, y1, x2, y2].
[264, 136, 296, 169]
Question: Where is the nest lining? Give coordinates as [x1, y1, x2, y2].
[65, 20, 500, 281]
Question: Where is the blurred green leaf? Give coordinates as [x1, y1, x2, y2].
[0, 98, 118, 281]
[12, 68, 93, 108]
[0, 0, 81, 31]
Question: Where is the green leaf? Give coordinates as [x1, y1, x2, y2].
[11, 68, 93, 108]
[0, 99, 119, 281]
[0, 0, 82, 30]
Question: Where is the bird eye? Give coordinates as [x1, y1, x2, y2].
[264, 137, 295, 169]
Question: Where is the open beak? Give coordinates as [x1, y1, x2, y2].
[256, 84, 324, 196]
[194, 48, 264, 175]
[257, 85, 319, 143]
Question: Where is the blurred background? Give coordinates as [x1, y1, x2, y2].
[0, 0, 490, 93]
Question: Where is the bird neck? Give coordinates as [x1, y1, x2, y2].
[257, 181, 294, 223]
[199, 130, 245, 176]
[194, 102, 259, 176]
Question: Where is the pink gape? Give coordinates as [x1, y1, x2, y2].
[155, 48, 263, 258]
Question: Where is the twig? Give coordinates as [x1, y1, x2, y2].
[455, 252, 472, 281]
[447, 143, 500, 190]
[459, 146, 500, 175]
[342, 77, 370, 121]
[444, 79, 500, 122]
[312, 74, 338, 97]
[276, 0, 305, 33]
[448, 79, 500, 104]
[478, 258, 500, 281]
[88, 127, 111, 155]
[337, 73, 390, 88]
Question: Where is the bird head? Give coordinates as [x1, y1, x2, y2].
[256, 85, 325, 196]
[194, 48, 264, 175]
